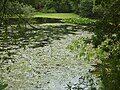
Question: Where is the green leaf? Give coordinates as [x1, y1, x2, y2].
[0, 83, 8, 90]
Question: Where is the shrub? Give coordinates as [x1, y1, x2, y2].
[0, 83, 8, 90]
[79, 0, 94, 18]
[40, 7, 56, 13]
[5, 1, 36, 17]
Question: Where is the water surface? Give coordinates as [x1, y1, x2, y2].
[0, 18, 101, 90]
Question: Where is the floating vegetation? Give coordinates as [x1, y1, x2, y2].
[0, 22, 101, 90]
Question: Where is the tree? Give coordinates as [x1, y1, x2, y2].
[93, 0, 120, 89]
[53, 0, 72, 13]
[70, 0, 81, 13]
[79, 0, 93, 18]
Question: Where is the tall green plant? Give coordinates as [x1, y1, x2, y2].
[93, 0, 120, 89]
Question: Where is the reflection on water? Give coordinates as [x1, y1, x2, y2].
[0, 23, 78, 60]
[0, 18, 79, 60]
[0, 18, 101, 90]
[6, 17, 62, 25]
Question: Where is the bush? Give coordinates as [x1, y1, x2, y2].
[79, 0, 93, 18]
[6, 1, 36, 17]
[0, 83, 8, 90]
[40, 7, 56, 13]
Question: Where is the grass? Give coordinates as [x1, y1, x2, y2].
[32, 12, 96, 25]
[8, 12, 96, 25]
[32, 12, 80, 19]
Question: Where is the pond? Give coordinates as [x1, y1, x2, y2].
[0, 18, 101, 90]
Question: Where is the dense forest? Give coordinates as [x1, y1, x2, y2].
[0, 0, 120, 90]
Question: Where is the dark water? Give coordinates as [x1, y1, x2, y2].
[0, 18, 101, 90]
[0, 18, 78, 55]
[6, 17, 62, 25]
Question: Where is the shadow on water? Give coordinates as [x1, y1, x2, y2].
[33, 17, 62, 24]
[0, 18, 101, 90]
[6, 17, 62, 24]
[0, 17, 85, 62]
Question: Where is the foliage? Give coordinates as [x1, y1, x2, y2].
[66, 23, 120, 90]
[20, 4, 36, 16]
[69, 0, 81, 13]
[1, 0, 119, 89]
[90, 32, 120, 89]
[40, 7, 56, 13]
[11, 0, 98, 18]
[0, 83, 8, 90]
[53, 0, 72, 13]
[67, 32, 107, 63]
[65, 0, 120, 89]
[92, 5, 104, 18]
[79, 0, 94, 18]
[62, 17, 96, 25]
[0, 1, 35, 17]
[92, 0, 120, 89]
[17, 0, 93, 16]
